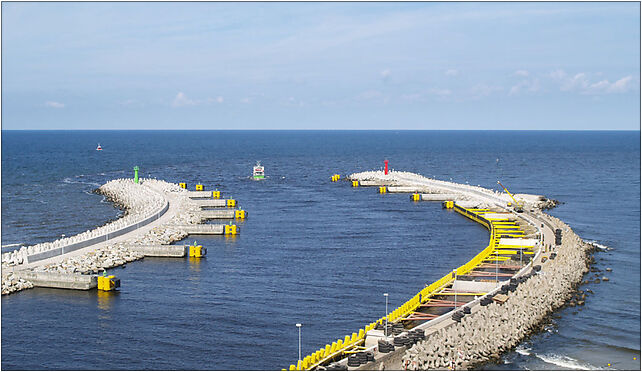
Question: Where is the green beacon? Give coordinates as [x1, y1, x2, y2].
[134, 166, 139, 184]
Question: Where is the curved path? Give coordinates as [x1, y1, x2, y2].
[5, 182, 181, 273]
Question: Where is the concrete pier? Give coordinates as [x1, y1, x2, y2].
[129, 245, 188, 257]
[193, 199, 229, 208]
[174, 224, 230, 235]
[16, 271, 97, 290]
[197, 210, 236, 219]
[418, 193, 460, 201]
[187, 191, 215, 198]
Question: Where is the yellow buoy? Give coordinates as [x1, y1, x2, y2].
[379, 186, 387, 194]
[227, 199, 236, 207]
[224, 224, 238, 235]
[412, 193, 420, 201]
[235, 210, 246, 219]
[195, 184, 203, 191]
[352, 180, 359, 187]
[212, 190, 221, 199]
[179, 182, 186, 189]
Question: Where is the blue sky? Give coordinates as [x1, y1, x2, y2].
[2, 2, 640, 130]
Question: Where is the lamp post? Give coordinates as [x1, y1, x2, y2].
[383, 293, 389, 337]
[296, 323, 302, 363]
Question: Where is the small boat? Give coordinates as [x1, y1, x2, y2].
[253, 161, 265, 180]
[96, 144, 103, 151]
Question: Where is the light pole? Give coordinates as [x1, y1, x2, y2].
[383, 293, 389, 338]
[296, 323, 302, 363]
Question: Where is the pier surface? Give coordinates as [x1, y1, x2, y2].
[288, 170, 591, 371]
[2, 178, 235, 294]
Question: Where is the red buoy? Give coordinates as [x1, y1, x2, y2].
[384, 159, 389, 175]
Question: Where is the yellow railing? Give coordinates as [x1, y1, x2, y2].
[288, 203, 517, 371]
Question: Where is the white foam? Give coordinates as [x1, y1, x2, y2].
[535, 353, 596, 370]
[515, 345, 532, 356]
[586, 240, 611, 250]
[1, 243, 22, 248]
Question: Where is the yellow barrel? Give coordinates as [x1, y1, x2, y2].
[227, 199, 236, 207]
[352, 180, 359, 187]
[235, 210, 246, 219]
[98, 275, 120, 291]
[179, 182, 186, 189]
[189, 245, 206, 257]
[224, 225, 238, 235]
[195, 184, 203, 191]
[212, 190, 221, 199]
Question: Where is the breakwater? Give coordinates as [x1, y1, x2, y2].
[1, 178, 242, 295]
[288, 170, 592, 371]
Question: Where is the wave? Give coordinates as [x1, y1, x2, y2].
[534, 353, 597, 370]
[1, 243, 23, 248]
[585, 240, 611, 251]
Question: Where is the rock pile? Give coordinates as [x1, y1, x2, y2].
[1, 178, 166, 267]
[1, 272, 34, 295]
[401, 216, 592, 370]
[2, 178, 203, 295]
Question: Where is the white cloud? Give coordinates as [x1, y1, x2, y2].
[206, 96, 224, 104]
[428, 88, 452, 96]
[445, 69, 459, 76]
[550, 70, 634, 94]
[509, 78, 540, 96]
[470, 84, 503, 98]
[380, 69, 391, 80]
[45, 101, 65, 108]
[240, 97, 251, 104]
[172, 92, 196, 107]
[515, 70, 529, 77]
[606, 76, 632, 93]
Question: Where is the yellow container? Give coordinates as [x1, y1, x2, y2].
[212, 190, 221, 199]
[98, 275, 120, 291]
[189, 245, 206, 257]
[227, 199, 236, 207]
[352, 180, 359, 187]
[195, 184, 203, 191]
[179, 182, 186, 189]
[235, 210, 246, 219]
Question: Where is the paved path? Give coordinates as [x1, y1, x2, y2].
[6, 183, 182, 272]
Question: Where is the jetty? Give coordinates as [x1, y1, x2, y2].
[1, 177, 243, 295]
[288, 170, 593, 371]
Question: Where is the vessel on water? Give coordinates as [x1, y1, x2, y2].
[96, 144, 103, 151]
[253, 161, 264, 180]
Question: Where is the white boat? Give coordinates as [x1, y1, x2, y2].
[253, 161, 264, 180]
[96, 144, 103, 151]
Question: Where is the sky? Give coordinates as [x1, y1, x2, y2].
[1, 2, 640, 130]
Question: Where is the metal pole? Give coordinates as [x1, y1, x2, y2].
[454, 270, 457, 310]
[384, 293, 389, 337]
[296, 323, 302, 362]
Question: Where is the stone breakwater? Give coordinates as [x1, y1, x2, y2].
[1, 178, 165, 267]
[2, 178, 206, 295]
[352, 171, 555, 210]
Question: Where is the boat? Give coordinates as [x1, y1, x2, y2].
[96, 144, 103, 151]
[252, 161, 264, 180]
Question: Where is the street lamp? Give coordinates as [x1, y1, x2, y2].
[296, 323, 302, 363]
[383, 293, 389, 338]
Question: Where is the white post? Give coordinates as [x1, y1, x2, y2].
[453, 269, 457, 311]
[296, 323, 302, 363]
[384, 293, 389, 338]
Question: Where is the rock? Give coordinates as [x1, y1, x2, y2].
[602, 277, 609, 282]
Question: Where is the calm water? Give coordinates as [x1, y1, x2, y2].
[1, 131, 640, 370]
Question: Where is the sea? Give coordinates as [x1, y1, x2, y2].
[1, 130, 639, 370]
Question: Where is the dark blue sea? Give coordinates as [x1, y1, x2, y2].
[1, 131, 639, 370]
